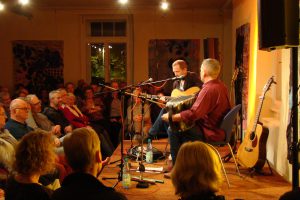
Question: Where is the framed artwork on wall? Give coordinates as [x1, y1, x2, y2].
[148, 39, 200, 95]
[12, 40, 64, 95]
[235, 23, 250, 138]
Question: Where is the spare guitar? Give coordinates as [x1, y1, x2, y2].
[237, 76, 276, 170]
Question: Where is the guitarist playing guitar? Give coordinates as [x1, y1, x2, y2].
[148, 59, 202, 139]
[237, 76, 276, 171]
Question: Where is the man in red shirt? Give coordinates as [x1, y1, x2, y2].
[162, 58, 230, 164]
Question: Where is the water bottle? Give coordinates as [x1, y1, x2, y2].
[146, 138, 153, 163]
[122, 157, 131, 189]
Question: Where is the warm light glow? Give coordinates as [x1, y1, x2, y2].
[118, 0, 128, 5]
[18, 0, 30, 6]
[247, 2, 259, 132]
[0, 2, 4, 11]
[161, 1, 169, 10]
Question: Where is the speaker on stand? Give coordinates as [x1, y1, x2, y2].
[258, 0, 299, 189]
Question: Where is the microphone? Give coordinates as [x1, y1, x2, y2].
[138, 77, 153, 85]
[145, 77, 153, 83]
[171, 75, 185, 80]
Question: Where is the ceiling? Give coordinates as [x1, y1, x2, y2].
[31, 0, 232, 10]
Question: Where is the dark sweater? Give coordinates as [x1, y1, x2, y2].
[51, 172, 127, 200]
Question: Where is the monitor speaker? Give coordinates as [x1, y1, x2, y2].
[258, 0, 299, 51]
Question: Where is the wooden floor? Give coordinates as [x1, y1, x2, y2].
[99, 140, 292, 200]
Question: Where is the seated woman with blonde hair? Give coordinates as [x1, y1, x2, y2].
[171, 141, 225, 200]
[5, 130, 57, 200]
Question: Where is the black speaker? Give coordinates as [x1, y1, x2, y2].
[258, 0, 299, 51]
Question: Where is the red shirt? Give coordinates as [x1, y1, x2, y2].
[180, 79, 230, 142]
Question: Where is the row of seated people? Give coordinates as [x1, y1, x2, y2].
[0, 122, 236, 200]
[0, 80, 167, 143]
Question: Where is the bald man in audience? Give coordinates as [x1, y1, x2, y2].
[4, 99, 33, 140]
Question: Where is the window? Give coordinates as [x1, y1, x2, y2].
[85, 17, 130, 84]
[89, 43, 127, 83]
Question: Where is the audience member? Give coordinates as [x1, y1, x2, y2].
[0, 104, 17, 187]
[103, 81, 122, 148]
[279, 188, 300, 200]
[171, 141, 224, 200]
[61, 92, 114, 158]
[5, 130, 56, 200]
[65, 82, 75, 94]
[126, 87, 151, 143]
[51, 127, 127, 200]
[4, 99, 33, 140]
[43, 90, 72, 136]
[60, 93, 89, 128]
[0, 91, 12, 118]
[27, 94, 61, 137]
[0, 104, 17, 147]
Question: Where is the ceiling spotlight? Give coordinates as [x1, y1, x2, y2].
[18, 0, 30, 6]
[118, 0, 128, 5]
[160, 1, 169, 10]
[0, 2, 4, 11]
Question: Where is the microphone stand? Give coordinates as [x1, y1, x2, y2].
[99, 82, 164, 188]
[135, 97, 149, 188]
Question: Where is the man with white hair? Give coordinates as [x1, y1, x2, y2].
[43, 90, 72, 136]
[4, 99, 33, 140]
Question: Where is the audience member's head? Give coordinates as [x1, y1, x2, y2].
[0, 91, 11, 110]
[27, 94, 42, 114]
[0, 104, 7, 130]
[57, 88, 68, 105]
[111, 81, 119, 90]
[279, 188, 300, 200]
[13, 130, 56, 177]
[65, 82, 75, 94]
[171, 141, 223, 199]
[63, 127, 102, 176]
[65, 93, 76, 106]
[83, 87, 94, 100]
[49, 90, 62, 109]
[9, 99, 30, 123]
[200, 58, 221, 82]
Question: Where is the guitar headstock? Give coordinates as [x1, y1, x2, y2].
[262, 76, 276, 95]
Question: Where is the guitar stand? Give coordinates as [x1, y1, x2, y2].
[247, 160, 273, 178]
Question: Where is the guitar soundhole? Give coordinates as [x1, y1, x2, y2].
[249, 132, 255, 140]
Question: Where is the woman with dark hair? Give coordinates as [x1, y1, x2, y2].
[5, 130, 57, 200]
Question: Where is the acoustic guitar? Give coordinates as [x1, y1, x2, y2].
[141, 86, 200, 102]
[237, 76, 276, 170]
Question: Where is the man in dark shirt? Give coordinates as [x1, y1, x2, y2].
[43, 90, 72, 137]
[148, 59, 202, 139]
[162, 58, 231, 164]
[51, 127, 127, 200]
[4, 98, 33, 140]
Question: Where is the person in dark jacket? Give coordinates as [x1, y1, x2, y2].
[51, 127, 127, 200]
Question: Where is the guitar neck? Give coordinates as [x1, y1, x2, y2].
[251, 96, 265, 133]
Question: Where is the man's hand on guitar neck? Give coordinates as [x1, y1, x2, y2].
[161, 113, 181, 122]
